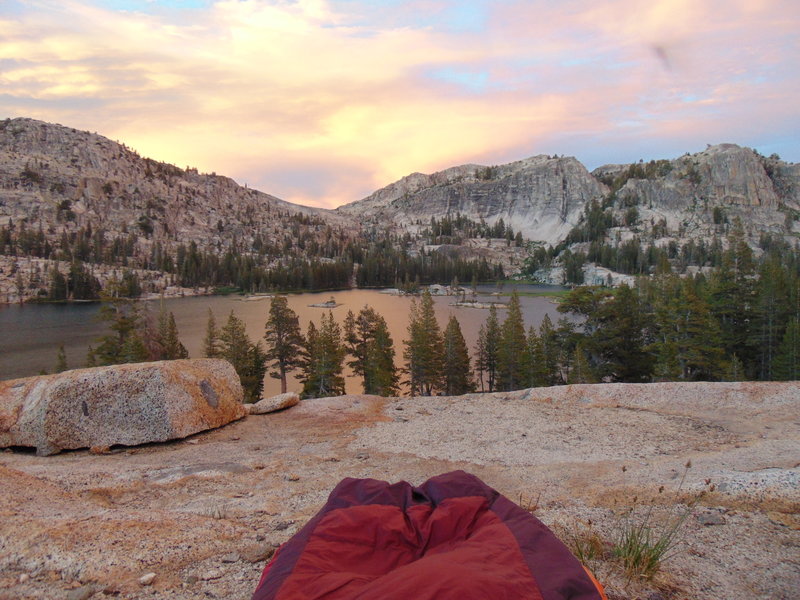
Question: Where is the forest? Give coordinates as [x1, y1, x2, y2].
[72, 215, 799, 402]
[1, 216, 505, 298]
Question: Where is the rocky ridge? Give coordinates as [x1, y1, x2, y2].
[0, 118, 339, 234]
[338, 155, 608, 245]
[0, 118, 351, 278]
[595, 143, 798, 240]
[339, 143, 799, 262]
[3, 117, 799, 295]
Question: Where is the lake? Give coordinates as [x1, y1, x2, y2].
[0, 285, 567, 396]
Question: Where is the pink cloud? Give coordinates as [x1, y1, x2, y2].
[0, 0, 797, 207]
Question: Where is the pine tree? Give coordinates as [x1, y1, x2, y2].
[301, 312, 345, 398]
[591, 284, 652, 382]
[480, 304, 501, 391]
[364, 317, 399, 396]
[151, 307, 188, 360]
[752, 254, 792, 380]
[649, 277, 724, 380]
[403, 290, 444, 396]
[86, 345, 97, 368]
[774, 318, 800, 381]
[93, 292, 147, 366]
[526, 326, 548, 387]
[55, 344, 68, 373]
[652, 337, 681, 381]
[442, 316, 474, 395]
[675, 282, 725, 380]
[539, 314, 561, 385]
[203, 309, 223, 358]
[68, 261, 100, 300]
[241, 342, 268, 403]
[344, 306, 398, 396]
[725, 354, 747, 381]
[264, 296, 304, 394]
[497, 291, 530, 391]
[162, 311, 189, 360]
[48, 266, 67, 301]
[707, 218, 757, 375]
[221, 311, 251, 377]
[474, 323, 488, 392]
[567, 342, 596, 384]
[220, 311, 265, 402]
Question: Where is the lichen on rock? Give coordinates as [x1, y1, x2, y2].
[0, 358, 245, 455]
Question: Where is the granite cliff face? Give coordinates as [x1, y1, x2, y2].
[338, 156, 609, 244]
[594, 143, 798, 242]
[339, 144, 799, 253]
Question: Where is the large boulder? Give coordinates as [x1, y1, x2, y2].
[0, 359, 245, 455]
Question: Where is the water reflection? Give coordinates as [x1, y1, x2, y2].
[0, 286, 566, 396]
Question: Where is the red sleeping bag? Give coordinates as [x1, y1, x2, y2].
[252, 470, 607, 600]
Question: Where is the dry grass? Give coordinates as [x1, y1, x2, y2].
[553, 462, 717, 599]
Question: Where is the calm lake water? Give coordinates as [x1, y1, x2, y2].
[0, 286, 566, 396]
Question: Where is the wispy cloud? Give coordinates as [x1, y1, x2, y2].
[1, 0, 797, 208]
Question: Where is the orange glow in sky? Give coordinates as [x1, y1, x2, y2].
[1, 0, 798, 208]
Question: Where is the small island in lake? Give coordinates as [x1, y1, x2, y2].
[308, 296, 341, 308]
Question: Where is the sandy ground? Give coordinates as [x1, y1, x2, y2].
[0, 382, 798, 600]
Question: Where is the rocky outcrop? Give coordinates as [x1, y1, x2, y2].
[0, 381, 797, 599]
[0, 359, 245, 455]
[341, 144, 799, 255]
[338, 155, 608, 244]
[247, 391, 300, 415]
[0, 118, 350, 301]
[594, 144, 798, 243]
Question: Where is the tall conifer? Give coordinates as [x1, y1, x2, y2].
[364, 318, 399, 396]
[774, 318, 800, 381]
[203, 309, 223, 358]
[301, 311, 345, 398]
[264, 296, 304, 393]
[497, 291, 530, 391]
[403, 290, 444, 396]
[482, 304, 501, 391]
[442, 315, 474, 396]
[221, 311, 266, 402]
[344, 306, 398, 395]
[55, 345, 68, 373]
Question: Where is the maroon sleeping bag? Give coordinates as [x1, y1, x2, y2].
[252, 470, 606, 600]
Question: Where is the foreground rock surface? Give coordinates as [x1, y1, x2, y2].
[0, 359, 245, 455]
[0, 381, 797, 599]
[247, 392, 300, 415]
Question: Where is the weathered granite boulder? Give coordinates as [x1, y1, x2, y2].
[247, 391, 300, 415]
[0, 359, 245, 455]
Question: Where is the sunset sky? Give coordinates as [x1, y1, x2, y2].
[1, 0, 798, 209]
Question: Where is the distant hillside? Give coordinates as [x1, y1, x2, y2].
[340, 145, 799, 242]
[338, 143, 800, 283]
[0, 118, 359, 300]
[2, 118, 356, 244]
[3, 116, 799, 299]
[337, 155, 607, 245]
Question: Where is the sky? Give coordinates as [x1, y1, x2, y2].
[1, 0, 798, 209]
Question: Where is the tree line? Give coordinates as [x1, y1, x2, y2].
[8, 221, 504, 300]
[74, 227, 799, 402]
[76, 289, 474, 400]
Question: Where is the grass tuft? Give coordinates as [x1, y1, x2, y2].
[612, 461, 708, 581]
